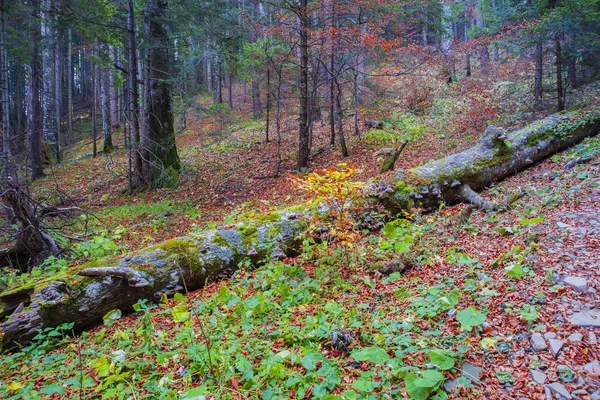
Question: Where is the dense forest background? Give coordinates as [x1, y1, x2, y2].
[0, 0, 600, 399]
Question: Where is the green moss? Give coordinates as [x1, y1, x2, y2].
[237, 224, 258, 247]
[212, 231, 229, 247]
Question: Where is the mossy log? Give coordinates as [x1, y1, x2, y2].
[0, 212, 304, 349]
[370, 109, 600, 213]
[1, 110, 599, 349]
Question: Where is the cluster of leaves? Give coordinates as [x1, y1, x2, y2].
[290, 164, 365, 252]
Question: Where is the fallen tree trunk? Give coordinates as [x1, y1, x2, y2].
[0, 213, 305, 348]
[370, 108, 600, 213]
[1, 108, 599, 349]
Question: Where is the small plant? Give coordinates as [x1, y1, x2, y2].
[456, 307, 487, 331]
[290, 164, 365, 267]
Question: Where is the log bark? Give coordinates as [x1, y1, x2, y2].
[0, 212, 304, 349]
[370, 109, 600, 214]
[1, 109, 599, 349]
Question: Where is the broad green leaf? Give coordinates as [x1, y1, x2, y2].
[456, 307, 487, 331]
[174, 292, 186, 303]
[40, 384, 65, 396]
[429, 350, 455, 370]
[172, 303, 190, 323]
[404, 373, 434, 400]
[520, 216, 544, 226]
[351, 347, 390, 364]
[414, 370, 445, 388]
[504, 263, 524, 278]
[103, 309, 122, 326]
[352, 377, 375, 392]
[182, 383, 209, 399]
[341, 390, 358, 400]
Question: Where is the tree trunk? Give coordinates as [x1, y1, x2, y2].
[54, 15, 61, 163]
[335, 79, 348, 157]
[0, 0, 15, 180]
[297, 0, 310, 170]
[41, 0, 57, 164]
[128, 0, 143, 187]
[109, 47, 120, 133]
[534, 41, 543, 104]
[141, 0, 181, 188]
[101, 50, 114, 154]
[67, 28, 73, 145]
[1, 110, 599, 349]
[29, 0, 44, 180]
[265, 68, 270, 143]
[568, 56, 577, 90]
[555, 32, 565, 111]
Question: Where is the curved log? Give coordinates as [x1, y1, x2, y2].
[1, 109, 599, 349]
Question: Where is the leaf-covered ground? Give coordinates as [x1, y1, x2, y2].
[2, 136, 600, 399]
[1, 61, 600, 399]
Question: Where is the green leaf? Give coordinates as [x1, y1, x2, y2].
[429, 350, 455, 370]
[520, 216, 544, 226]
[182, 383, 209, 399]
[404, 373, 434, 400]
[172, 303, 190, 323]
[383, 222, 398, 239]
[174, 292, 186, 303]
[352, 377, 375, 392]
[414, 370, 445, 388]
[504, 263, 524, 278]
[92, 357, 111, 378]
[341, 390, 358, 400]
[301, 352, 322, 371]
[40, 384, 65, 396]
[456, 307, 487, 331]
[351, 347, 390, 364]
[394, 240, 412, 253]
[103, 309, 122, 326]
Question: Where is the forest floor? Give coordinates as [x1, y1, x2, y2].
[1, 60, 600, 399]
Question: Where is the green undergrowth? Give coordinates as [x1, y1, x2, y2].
[1, 136, 599, 399]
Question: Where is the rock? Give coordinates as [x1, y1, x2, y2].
[545, 386, 553, 400]
[443, 379, 458, 393]
[568, 309, 600, 327]
[567, 333, 583, 343]
[462, 362, 483, 385]
[546, 382, 572, 399]
[549, 338, 565, 357]
[557, 222, 571, 228]
[589, 287, 597, 295]
[531, 369, 547, 385]
[592, 392, 600, 400]
[545, 332, 558, 341]
[589, 332, 597, 344]
[531, 333, 548, 351]
[582, 360, 600, 374]
[564, 276, 589, 293]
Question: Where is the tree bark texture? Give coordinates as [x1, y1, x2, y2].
[1, 110, 599, 349]
[142, 0, 181, 187]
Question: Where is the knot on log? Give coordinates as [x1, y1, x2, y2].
[78, 267, 153, 288]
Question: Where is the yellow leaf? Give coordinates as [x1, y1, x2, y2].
[8, 382, 23, 391]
